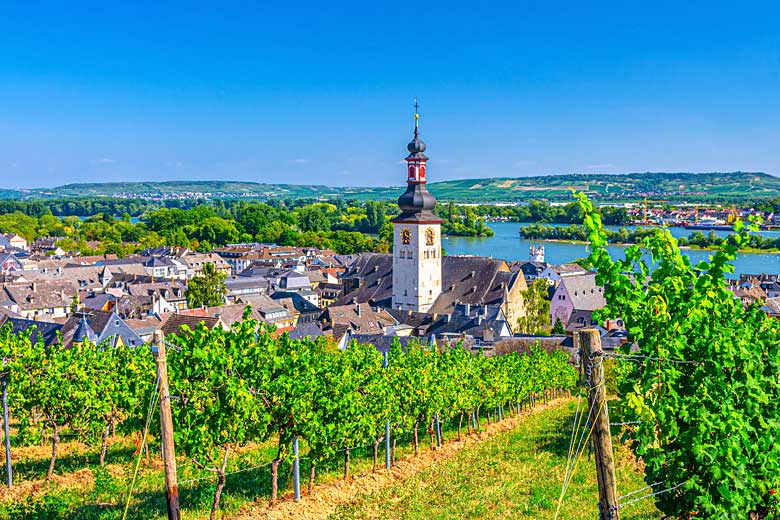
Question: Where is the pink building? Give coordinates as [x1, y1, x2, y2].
[550, 273, 606, 330]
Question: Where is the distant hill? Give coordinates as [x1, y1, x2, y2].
[8, 172, 780, 203]
[29, 180, 344, 199]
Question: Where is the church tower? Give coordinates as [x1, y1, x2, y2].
[392, 102, 443, 312]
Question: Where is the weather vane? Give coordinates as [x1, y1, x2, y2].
[414, 97, 420, 128]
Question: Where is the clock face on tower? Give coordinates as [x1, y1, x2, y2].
[401, 227, 411, 245]
[425, 227, 435, 246]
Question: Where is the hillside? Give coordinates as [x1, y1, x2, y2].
[29, 180, 344, 199]
[7, 171, 779, 203]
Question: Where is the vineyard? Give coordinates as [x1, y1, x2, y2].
[0, 312, 577, 519]
[3, 194, 780, 519]
[566, 193, 780, 519]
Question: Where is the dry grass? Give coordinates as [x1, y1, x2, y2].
[237, 398, 571, 520]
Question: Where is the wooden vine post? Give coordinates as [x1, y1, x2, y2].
[155, 330, 181, 520]
[2, 370, 12, 489]
[580, 329, 620, 520]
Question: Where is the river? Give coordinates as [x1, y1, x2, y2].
[444, 222, 780, 277]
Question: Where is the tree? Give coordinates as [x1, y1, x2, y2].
[187, 262, 227, 308]
[297, 206, 331, 233]
[516, 279, 551, 334]
[551, 317, 565, 335]
[363, 201, 386, 232]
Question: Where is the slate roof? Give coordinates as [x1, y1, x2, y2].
[71, 316, 98, 343]
[2, 281, 77, 310]
[336, 253, 393, 307]
[81, 292, 115, 311]
[512, 260, 547, 277]
[178, 304, 261, 326]
[159, 314, 224, 337]
[430, 257, 518, 314]
[124, 316, 164, 338]
[322, 302, 397, 334]
[565, 309, 601, 333]
[347, 333, 420, 355]
[61, 310, 145, 347]
[560, 274, 606, 311]
[549, 263, 590, 276]
[127, 282, 187, 301]
[288, 321, 327, 340]
[334, 253, 523, 314]
[226, 277, 271, 293]
[762, 296, 780, 316]
[271, 291, 320, 314]
[0, 316, 63, 346]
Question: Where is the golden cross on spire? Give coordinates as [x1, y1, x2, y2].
[414, 97, 420, 128]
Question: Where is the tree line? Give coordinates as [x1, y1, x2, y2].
[0, 198, 496, 257]
[520, 222, 780, 252]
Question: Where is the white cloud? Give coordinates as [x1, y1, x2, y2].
[293, 158, 309, 164]
[95, 158, 116, 165]
[166, 161, 184, 168]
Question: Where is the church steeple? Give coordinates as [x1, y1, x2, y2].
[391, 100, 443, 313]
[394, 101, 442, 224]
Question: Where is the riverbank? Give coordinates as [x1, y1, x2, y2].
[524, 237, 780, 255]
[443, 222, 780, 276]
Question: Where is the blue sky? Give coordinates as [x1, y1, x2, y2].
[1, 2, 779, 188]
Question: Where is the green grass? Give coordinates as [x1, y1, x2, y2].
[329, 402, 659, 520]
[0, 401, 659, 519]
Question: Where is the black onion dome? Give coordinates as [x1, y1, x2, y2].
[406, 128, 427, 158]
[398, 183, 437, 213]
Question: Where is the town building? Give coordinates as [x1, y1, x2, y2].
[550, 273, 607, 330]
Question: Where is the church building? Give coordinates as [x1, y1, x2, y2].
[334, 105, 529, 337]
[391, 108, 443, 312]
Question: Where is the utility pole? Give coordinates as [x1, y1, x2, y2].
[580, 329, 620, 520]
[155, 331, 180, 520]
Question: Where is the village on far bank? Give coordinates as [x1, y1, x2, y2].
[2, 119, 780, 356]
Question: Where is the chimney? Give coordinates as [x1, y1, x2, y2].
[32, 281, 37, 292]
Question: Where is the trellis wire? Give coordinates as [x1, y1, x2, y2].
[610, 420, 643, 427]
[606, 352, 700, 365]
[179, 459, 275, 486]
[620, 482, 686, 509]
[178, 439, 379, 487]
[617, 481, 662, 501]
